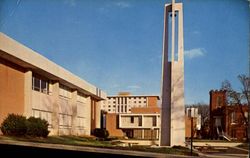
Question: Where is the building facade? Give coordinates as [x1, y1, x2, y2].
[185, 107, 201, 138]
[101, 93, 160, 145]
[101, 92, 159, 114]
[0, 33, 106, 136]
[210, 90, 248, 141]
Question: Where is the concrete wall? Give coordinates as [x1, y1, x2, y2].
[0, 58, 25, 123]
[119, 114, 160, 129]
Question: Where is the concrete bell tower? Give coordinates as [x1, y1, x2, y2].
[160, 0, 185, 146]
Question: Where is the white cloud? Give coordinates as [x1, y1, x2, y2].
[64, 0, 76, 7]
[192, 30, 200, 35]
[127, 85, 141, 89]
[184, 48, 206, 59]
[114, 1, 131, 8]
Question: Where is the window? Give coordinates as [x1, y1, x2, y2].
[32, 76, 49, 94]
[77, 92, 87, 103]
[216, 96, 222, 108]
[131, 116, 134, 123]
[138, 116, 142, 126]
[59, 84, 72, 98]
[244, 112, 248, 119]
[152, 116, 157, 126]
[231, 112, 236, 124]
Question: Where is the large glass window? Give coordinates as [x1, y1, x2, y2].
[32, 75, 49, 94]
[59, 84, 72, 98]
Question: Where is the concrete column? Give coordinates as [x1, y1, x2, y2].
[95, 101, 101, 128]
[161, 2, 185, 146]
[51, 82, 59, 135]
[85, 96, 91, 135]
[24, 70, 32, 118]
[70, 90, 77, 135]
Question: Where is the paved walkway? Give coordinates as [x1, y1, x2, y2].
[189, 141, 249, 158]
[0, 139, 196, 158]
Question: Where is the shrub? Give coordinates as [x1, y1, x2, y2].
[0, 113, 27, 136]
[92, 128, 109, 139]
[26, 117, 50, 138]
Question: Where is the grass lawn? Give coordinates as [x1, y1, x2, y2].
[0, 135, 198, 156]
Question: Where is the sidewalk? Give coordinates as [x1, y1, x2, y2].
[0, 139, 197, 158]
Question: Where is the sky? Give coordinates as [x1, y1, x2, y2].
[0, 0, 249, 105]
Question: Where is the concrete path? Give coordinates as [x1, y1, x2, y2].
[190, 141, 249, 158]
[0, 139, 196, 158]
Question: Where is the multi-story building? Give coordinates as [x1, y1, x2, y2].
[209, 90, 248, 141]
[101, 92, 159, 113]
[101, 92, 160, 145]
[0, 33, 106, 136]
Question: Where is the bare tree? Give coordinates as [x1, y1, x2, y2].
[221, 74, 250, 141]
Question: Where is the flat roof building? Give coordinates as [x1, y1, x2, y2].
[101, 92, 160, 114]
[101, 93, 160, 145]
[0, 33, 106, 136]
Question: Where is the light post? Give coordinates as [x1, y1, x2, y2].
[191, 117, 193, 156]
[188, 108, 194, 156]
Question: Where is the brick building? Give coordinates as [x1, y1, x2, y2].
[0, 33, 106, 136]
[209, 90, 248, 140]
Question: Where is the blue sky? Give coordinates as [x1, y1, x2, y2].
[0, 0, 249, 104]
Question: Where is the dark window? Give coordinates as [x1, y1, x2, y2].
[33, 77, 40, 91]
[138, 116, 142, 126]
[131, 116, 134, 123]
[152, 116, 157, 126]
[216, 96, 222, 108]
[32, 76, 49, 94]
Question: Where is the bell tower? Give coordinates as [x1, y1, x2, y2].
[160, 0, 185, 146]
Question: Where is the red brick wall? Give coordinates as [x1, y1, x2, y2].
[0, 58, 25, 124]
[106, 113, 124, 137]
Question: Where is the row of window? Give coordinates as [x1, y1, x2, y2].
[104, 100, 147, 104]
[130, 116, 157, 126]
[32, 75, 88, 101]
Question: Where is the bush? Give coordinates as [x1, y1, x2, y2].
[0, 114, 27, 136]
[0, 114, 50, 138]
[92, 128, 109, 139]
[26, 117, 50, 138]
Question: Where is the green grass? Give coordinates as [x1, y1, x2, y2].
[0, 135, 198, 156]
